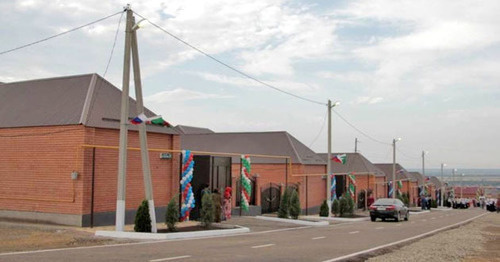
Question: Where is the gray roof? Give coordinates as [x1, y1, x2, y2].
[408, 172, 425, 186]
[0, 74, 177, 135]
[429, 176, 443, 188]
[374, 163, 415, 182]
[174, 125, 214, 135]
[181, 131, 326, 165]
[318, 153, 385, 177]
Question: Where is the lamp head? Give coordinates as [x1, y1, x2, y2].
[132, 18, 146, 31]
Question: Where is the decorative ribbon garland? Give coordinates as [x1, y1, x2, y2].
[348, 174, 356, 197]
[240, 155, 252, 211]
[180, 150, 195, 221]
[330, 174, 336, 201]
[388, 181, 394, 198]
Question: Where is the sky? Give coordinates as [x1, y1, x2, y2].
[1, 0, 499, 170]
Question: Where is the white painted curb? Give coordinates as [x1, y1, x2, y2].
[308, 216, 370, 222]
[255, 216, 329, 226]
[95, 225, 250, 240]
[409, 210, 430, 215]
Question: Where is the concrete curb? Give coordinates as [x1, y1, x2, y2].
[409, 210, 430, 215]
[321, 212, 488, 262]
[304, 216, 369, 222]
[255, 216, 329, 226]
[95, 225, 250, 240]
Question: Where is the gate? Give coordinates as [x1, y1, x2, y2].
[261, 183, 282, 214]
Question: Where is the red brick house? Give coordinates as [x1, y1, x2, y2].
[0, 74, 180, 226]
[374, 164, 418, 205]
[180, 132, 327, 215]
[318, 153, 387, 207]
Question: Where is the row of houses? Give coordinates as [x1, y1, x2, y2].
[0, 73, 444, 226]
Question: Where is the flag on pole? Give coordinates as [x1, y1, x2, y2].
[397, 180, 403, 189]
[332, 154, 347, 164]
[130, 113, 172, 127]
[330, 175, 336, 201]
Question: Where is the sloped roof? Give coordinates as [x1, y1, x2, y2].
[409, 172, 425, 186]
[181, 131, 326, 165]
[429, 176, 443, 188]
[317, 153, 385, 177]
[174, 125, 214, 134]
[0, 74, 177, 135]
[374, 163, 415, 182]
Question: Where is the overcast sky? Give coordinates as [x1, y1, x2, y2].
[1, 0, 499, 170]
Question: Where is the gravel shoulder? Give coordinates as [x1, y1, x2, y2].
[367, 212, 500, 262]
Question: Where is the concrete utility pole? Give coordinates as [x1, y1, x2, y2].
[392, 138, 401, 199]
[460, 173, 464, 199]
[354, 138, 358, 153]
[452, 168, 457, 198]
[116, 6, 157, 232]
[421, 151, 427, 178]
[440, 163, 446, 207]
[131, 17, 157, 233]
[326, 99, 339, 215]
[116, 6, 133, 232]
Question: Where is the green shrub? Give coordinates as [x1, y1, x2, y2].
[345, 194, 354, 216]
[331, 199, 340, 216]
[278, 188, 291, 218]
[201, 192, 214, 228]
[134, 200, 152, 232]
[431, 199, 438, 208]
[165, 196, 179, 232]
[339, 197, 348, 217]
[319, 200, 329, 217]
[289, 189, 301, 219]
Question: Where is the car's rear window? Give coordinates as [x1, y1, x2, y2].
[373, 199, 396, 205]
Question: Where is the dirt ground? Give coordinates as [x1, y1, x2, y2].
[367, 212, 500, 262]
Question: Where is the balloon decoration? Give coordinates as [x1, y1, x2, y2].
[180, 150, 195, 221]
[240, 155, 252, 211]
[348, 174, 356, 197]
[330, 174, 337, 201]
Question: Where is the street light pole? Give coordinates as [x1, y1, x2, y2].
[440, 163, 446, 207]
[326, 100, 339, 216]
[392, 138, 401, 199]
[460, 173, 464, 199]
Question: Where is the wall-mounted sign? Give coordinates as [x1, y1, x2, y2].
[159, 153, 172, 159]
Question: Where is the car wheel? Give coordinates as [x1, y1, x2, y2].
[395, 212, 400, 222]
[371, 216, 376, 222]
[382, 218, 386, 222]
[404, 212, 409, 221]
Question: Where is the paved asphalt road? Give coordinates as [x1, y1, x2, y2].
[0, 208, 487, 262]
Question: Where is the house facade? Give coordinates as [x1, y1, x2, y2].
[0, 74, 180, 226]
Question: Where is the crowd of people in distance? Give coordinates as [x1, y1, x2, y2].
[447, 197, 499, 212]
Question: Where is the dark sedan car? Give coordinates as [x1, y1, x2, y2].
[369, 198, 409, 222]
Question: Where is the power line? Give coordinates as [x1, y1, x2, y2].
[0, 10, 125, 56]
[103, 11, 125, 77]
[309, 110, 328, 147]
[332, 109, 391, 146]
[132, 11, 326, 106]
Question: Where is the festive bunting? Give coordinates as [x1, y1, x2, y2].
[388, 181, 393, 198]
[330, 175, 336, 201]
[180, 150, 195, 221]
[332, 154, 347, 164]
[130, 113, 147, 125]
[240, 155, 252, 212]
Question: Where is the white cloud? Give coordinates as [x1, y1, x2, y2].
[194, 72, 320, 93]
[353, 96, 383, 105]
[144, 88, 232, 103]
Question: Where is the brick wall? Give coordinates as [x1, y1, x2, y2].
[0, 125, 179, 218]
[0, 125, 86, 215]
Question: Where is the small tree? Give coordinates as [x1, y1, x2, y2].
[134, 200, 152, 232]
[289, 189, 301, 219]
[339, 197, 348, 217]
[345, 193, 354, 217]
[278, 188, 291, 218]
[201, 192, 214, 228]
[331, 199, 340, 216]
[165, 196, 179, 232]
[431, 199, 438, 208]
[319, 200, 329, 217]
